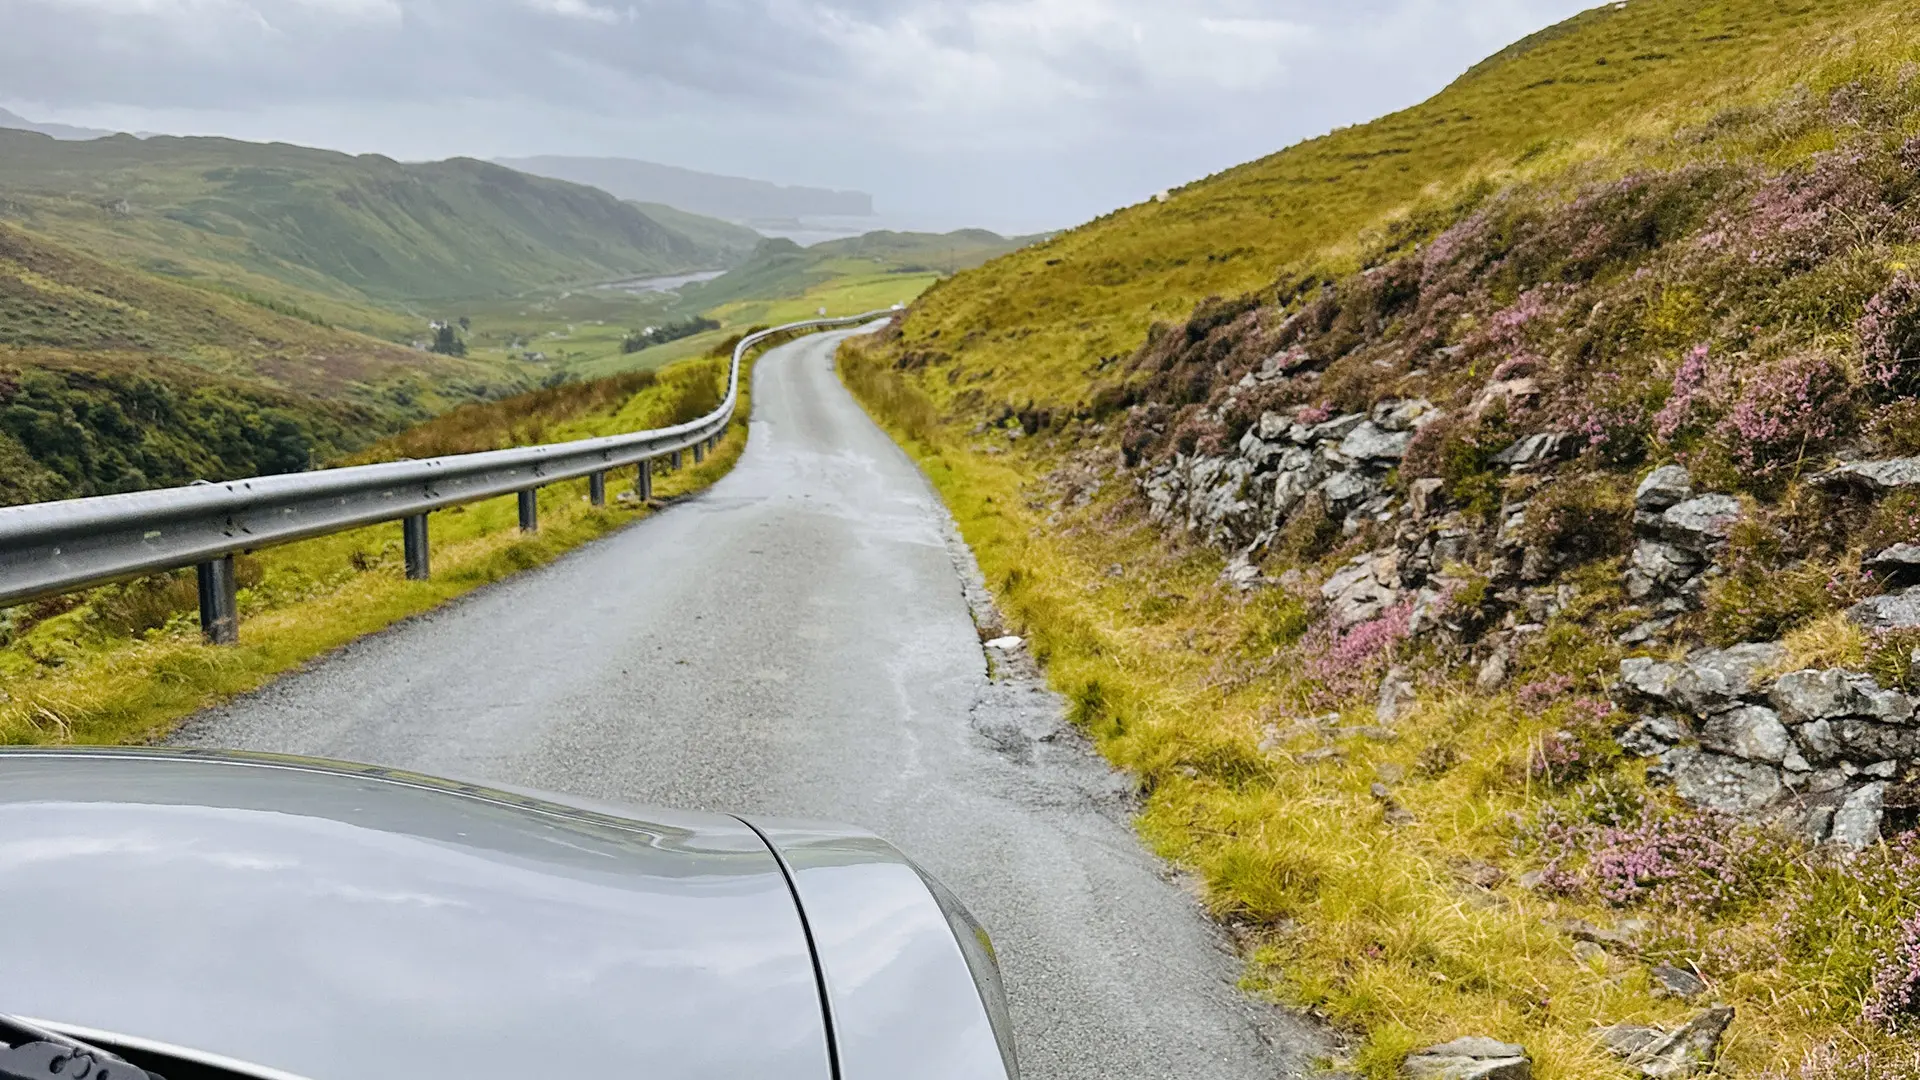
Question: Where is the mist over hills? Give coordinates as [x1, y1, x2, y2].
[495, 155, 873, 224]
[0, 107, 116, 141]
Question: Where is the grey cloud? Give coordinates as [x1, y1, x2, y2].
[0, 0, 1594, 232]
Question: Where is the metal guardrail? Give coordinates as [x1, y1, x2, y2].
[0, 311, 894, 643]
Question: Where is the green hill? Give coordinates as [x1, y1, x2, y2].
[891, 0, 1915, 409]
[627, 202, 763, 265]
[680, 229, 1041, 311]
[0, 131, 752, 313]
[0, 219, 528, 505]
[849, 1, 1920, 1075]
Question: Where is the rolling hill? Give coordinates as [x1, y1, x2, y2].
[0, 131, 755, 314]
[0, 219, 525, 505]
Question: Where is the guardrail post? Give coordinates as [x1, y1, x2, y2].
[637, 459, 653, 501]
[693, 441, 706, 464]
[670, 450, 682, 471]
[403, 514, 430, 580]
[197, 555, 240, 645]
[518, 489, 539, 533]
[589, 471, 607, 507]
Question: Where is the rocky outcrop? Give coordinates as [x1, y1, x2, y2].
[1142, 399, 1442, 548]
[1403, 1037, 1530, 1080]
[1620, 466, 1733, 621]
[1599, 1007, 1733, 1079]
[1617, 647, 1918, 846]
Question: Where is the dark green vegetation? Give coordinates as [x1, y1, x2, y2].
[0, 218, 527, 506]
[847, 1, 1920, 1076]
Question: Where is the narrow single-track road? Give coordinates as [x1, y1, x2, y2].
[173, 329, 1322, 1079]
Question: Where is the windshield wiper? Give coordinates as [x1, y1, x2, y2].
[0, 1016, 163, 1080]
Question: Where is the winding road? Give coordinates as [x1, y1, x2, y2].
[171, 328, 1321, 1079]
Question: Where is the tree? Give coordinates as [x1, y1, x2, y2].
[430, 323, 467, 357]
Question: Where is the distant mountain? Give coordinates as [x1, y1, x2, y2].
[0, 130, 757, 306]
[496, 156, 873, 223]
[0, 107, 116, 141]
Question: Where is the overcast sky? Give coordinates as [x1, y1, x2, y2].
[0, 0, 1594, 234]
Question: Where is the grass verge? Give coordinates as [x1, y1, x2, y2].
[0, 344, 765, 746]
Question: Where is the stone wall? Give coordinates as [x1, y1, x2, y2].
[1138, 407, 1920, 848]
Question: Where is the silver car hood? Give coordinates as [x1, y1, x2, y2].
[0, 749, 832, 1080]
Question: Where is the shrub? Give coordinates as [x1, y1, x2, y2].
[1716, 351, 1852, 479]
[1757, 1047, 1920, 1080]
[1521, 473, 1635, 565]
[1539, 804, 1794, 915]
[1299, 602, 1412, 708]
[1860, 272, 1920, 398]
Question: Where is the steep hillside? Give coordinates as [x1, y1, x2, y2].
[894, 0, 1914, 409]
[848, 1, 1920, 1077]
[628, 202, 763, 264]
[0, 131, 747, 310]
[0, 219, 527, 504]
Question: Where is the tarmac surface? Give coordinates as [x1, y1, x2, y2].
[173, 328, 1323, 1079]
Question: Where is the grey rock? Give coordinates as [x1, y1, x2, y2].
[1863, 759, 1901, 779]
[1671, 643, 1786, 713]
[1635, 465, 1694, 512]
[1491, 432, 1576, 471]
[1598, 1025, 1664, 1058]
[1377, 667, 1418, 723]
[1321, 551, 1402, 628]
[1835, 720, 1920, 761]
[1619, 715, 1688, 757]
[1796, 718, 1844, 764]
[1625, 541, 1703, 602]
[1804, 802, 1839, 844]
[1340, 421, 1416, 462]
[1309, 412, 1368, 443]
[1771, 669, 1872, 724]
[1802, 763, 1854, 793]
[1618, 1006, 1734, 1078]
[1221, 553, 1264, 592]
[1618, 657, 1684, 707]
[1649, 964, 1708, 1000]
[1617, 617, 1676, 647]
[1813, 457, 1920, 494]
[1659, 494, 1742, 551]
[1867, 543, 1920, 577]
[1256, 411, 1293, 441]
[1405, 1037, 1531, 1080]
[1698, 705, 1793, 764]
[1319, 469, 1382, 513]
[1665, 748, 1785, 813]
[1375, 399, 1441, 432]
[1831, 782, 1889, 849]
[1476, 648, 1511, 694]
[1849, 586, 1920, 632]
[1409, 478, 1448, 521]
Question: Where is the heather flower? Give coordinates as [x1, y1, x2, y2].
[1653, 344, 1715, 443]
[1532, 805, 1790, 914]
[1859, 271, 1920, 396]
[1300, 602, 1412, 708]
[1716, 351, 1850, 476]
[1866, 913, 1920, 1031]
[1296, 402, 1333, 425]
[1514, 674, 1576, 711]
